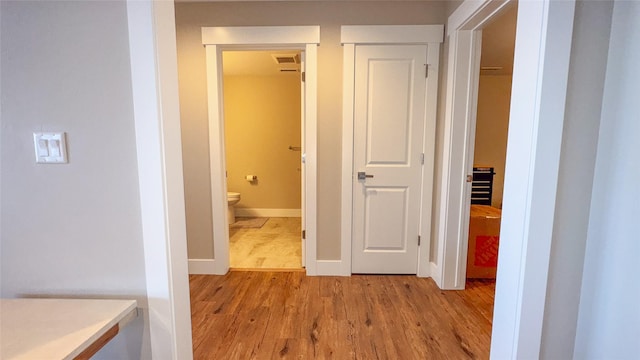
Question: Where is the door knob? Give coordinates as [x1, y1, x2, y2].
[357, 172, 374, 180]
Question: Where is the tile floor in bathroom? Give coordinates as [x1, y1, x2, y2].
[229, 217, 302, 269]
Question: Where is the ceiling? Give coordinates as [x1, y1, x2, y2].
[222, 50, 302, 76]
[480, 3, 518, 75]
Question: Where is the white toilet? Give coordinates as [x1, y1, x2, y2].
[227, 192, 241, 224]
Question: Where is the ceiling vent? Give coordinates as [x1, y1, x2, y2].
[279, 68, 299, 73]
[272, 54, 300, 65]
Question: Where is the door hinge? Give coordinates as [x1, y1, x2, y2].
[418, 235, 421, 246]
[302, 230, 306, 239]
[302, 72, 306, 82]
[466, 174, 473, 183]
[421, 153, 425, 165]
[425, 64, 429, 78]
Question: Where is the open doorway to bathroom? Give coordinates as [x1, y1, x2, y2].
[222, 50, 304, 270]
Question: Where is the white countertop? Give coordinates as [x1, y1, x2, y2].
[1, 298, 137, 360]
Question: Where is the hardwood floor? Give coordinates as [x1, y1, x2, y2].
[190, 272, 495, 359]
[229, 217, 302, 269]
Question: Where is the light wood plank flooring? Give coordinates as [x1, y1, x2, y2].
[190, 272, 495, 359]
[229, 217, 302, 269]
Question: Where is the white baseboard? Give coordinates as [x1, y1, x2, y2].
[418, 258, 431, 278]
[429, 261, 438, 277]
[315, 260, 349, 276]
[235, 208, 301, 217]
[188, 259, 218, 275]
[430, 261, 442, 287]
[340, 260, 352, 276]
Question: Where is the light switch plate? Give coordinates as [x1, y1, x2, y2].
[33, 132, 68, 163]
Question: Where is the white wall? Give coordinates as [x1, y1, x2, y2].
[540, 0, 613, 357]
[0, 1, 150, 359]
[574, 0, 640, 357]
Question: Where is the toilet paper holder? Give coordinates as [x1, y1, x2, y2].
[245, 175, 257, 181]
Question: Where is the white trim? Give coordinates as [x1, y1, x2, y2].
[315, 260, 345, 276]
[459, 31, 483, 286]
[417, 39, 441, 278]
[340, 43, 355, 277]
[430, 262, 439, 282]
[188, 259, 218, 275]
[303, 43, 318, 276]
[203, 27, 319, 276]
[341, 25, 444, 44]
[447, 0, 510, 35]
[436, 29, 483, 289]
[205, 45, 231, 275]
[235, 208, 302, 218]
[202, 26, 320, 45]
[492, 1, 576, 357]
[126, 1, 192, 359]
[340, 25, 444, 277]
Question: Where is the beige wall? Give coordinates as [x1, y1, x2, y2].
[224, 74, 301, 210]
[473, 75, 512, 208]
[176, 1, 448, 260]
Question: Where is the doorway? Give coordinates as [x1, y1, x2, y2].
[460, 5, 517, 341]
[464, 4, 516, 281]
[432, 1, 517, 290]
[437, 0, 576, 356]
[201, 26, 320, 275]
[221, 50, 304, 269]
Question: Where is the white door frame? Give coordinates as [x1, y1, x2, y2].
[340, 25, 444, 276]
[126, 1, 193, 358]
[436, 0, 576, 358]
[201, 26, 320, 275]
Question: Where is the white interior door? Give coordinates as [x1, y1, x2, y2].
[352, 45, 427, 274]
